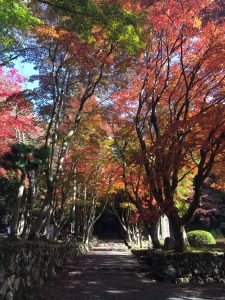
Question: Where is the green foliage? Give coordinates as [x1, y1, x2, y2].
[0, 0, 41, 50]
[175, 173, 194, 217]
[49, 0, 145, 53]
[31, 202, 42, 215]
[100, 2, 145, 53]
[33, 146, 50, 160]
[128, 240, 150, 250]
[1, 143, 49, 172]
[119, 202, 137, 211]
[0, 176, 19, 212]
[187, 230, 216, 246]
[210, 228, 224, 238]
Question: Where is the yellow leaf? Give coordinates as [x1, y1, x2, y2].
[193, 17, 202, 29]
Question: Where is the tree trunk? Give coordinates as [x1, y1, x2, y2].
[27, 169, 37, 206]
[20, 208, 30, 238]
[169, 218, 190, 252]
[146, 222, 161, 248]
[83, 223, 93, 250]
[139, 229, 143, 249]
[28, 188, 53, 239]
[10, 171, 26, 237]
[43, 205, 53, 237]
[126, 229, 132, 243]
[21, 170, 38, 238]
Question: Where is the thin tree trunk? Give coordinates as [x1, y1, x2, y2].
[20, 207, 30, 238]
[44, 205, 53, 237]
[10, 171, 26, 237]
[72, 168, 77, 236]
[21, 170, 38, 238]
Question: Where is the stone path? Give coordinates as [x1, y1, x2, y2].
[33, 241, 225, 300]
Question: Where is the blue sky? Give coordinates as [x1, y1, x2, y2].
[13, 58, 39, 90]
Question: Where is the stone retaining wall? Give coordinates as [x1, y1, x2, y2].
[0, 239, 85, 299]
[148, 251, 225, 284]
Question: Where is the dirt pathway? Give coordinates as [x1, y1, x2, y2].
[32, 242, 225, 300]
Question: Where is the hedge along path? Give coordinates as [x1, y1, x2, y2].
[33, 241, 225, 300]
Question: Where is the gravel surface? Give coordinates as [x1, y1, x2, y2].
[29, 242, 225, 300]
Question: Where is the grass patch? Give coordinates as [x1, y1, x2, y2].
[188, 245, 225, 253]
[127, 240, 150, 250]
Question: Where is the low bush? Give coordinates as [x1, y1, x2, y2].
[210, 228, 224, 238]
[187, 230, 216, 246]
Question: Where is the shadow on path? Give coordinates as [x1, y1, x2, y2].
[31, 242, 225, 300]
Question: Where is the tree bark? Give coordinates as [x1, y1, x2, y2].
[28, 185, 54, 239]
[21, 170, 38, 238]
[10, 171, 26, 237]
[145, 222, 161, 248]
[169, 217, 190, 252]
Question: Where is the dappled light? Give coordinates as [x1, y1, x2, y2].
[32, 242, 225, 299]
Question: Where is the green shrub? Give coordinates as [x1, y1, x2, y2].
[210, 228, 224, 238]
[187, 230, 216, 246]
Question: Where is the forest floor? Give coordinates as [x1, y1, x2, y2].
[28, 240, 225, 300]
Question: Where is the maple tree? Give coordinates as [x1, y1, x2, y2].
[0, 0, 145, 240]
[0, 67, 36, 162]
[105, 101, 162, 246]
[33, 0, 145, 52]
[43, 102, 117, 245]
[121, 0, 225, 251]
[24, 0, 147, 239]
[0, 67, 43, 237]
